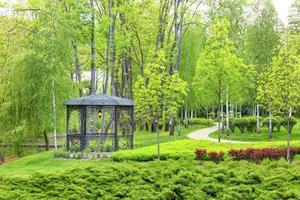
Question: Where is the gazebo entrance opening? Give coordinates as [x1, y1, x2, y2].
[64, 95, 134, 152]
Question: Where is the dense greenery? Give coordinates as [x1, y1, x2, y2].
[1, 157, 300, 199]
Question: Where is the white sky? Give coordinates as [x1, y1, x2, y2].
[273, 0, 293, 25]
[0, 0, 294, 25]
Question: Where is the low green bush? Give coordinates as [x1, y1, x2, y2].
[282, 117, 298, 132]
[188, 118, 214, 126]
[53, 149, 70, 159]
[274, 116, 284, 131]
[1, 160, 300, 199]
[232, 118, 249, 133]
[229, 117, 235, 133]
[246, 117, 257, 132]
[262, 117, 278, 132]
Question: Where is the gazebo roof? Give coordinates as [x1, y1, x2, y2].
[64, 94, 134, 106]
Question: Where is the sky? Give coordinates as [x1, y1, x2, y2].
[272, 0, 293, 25]
[0, 0, 294, 25]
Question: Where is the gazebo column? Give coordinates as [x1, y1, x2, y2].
[66, 106, 71, 151]
[114, 106, 118, 151]
[130, 106, 134, 149]
[80, 106, 87, 151]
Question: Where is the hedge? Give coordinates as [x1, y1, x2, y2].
[188, 118, 214, 126]
[232, 118, 249, 133]
[1, 160, 300, 199]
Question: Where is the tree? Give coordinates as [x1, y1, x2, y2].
[268, 34, 300, 162]
[243, 0, 280, 133]
[193, 18, 244, 141]
[133, 51, 186, 133]
[288, 0, 300, 34]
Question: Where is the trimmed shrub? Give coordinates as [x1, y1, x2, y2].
[274, 116, 284, 131]
[229, 117, 235, 133]
[262, 117, 278, 132]
[188, 118, 214, 126]
[246, 117, 257, 132]
[53, 149, 70, 159]
[195, 149, 207, 160]
[208, 151, 224, 163]
[228, 147, 300, 163]
[282, 117, 297, 132]
[232, 118, 249, 133]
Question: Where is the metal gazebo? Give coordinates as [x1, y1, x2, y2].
[64, 95, 134, 152]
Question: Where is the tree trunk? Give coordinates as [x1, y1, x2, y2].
[221, 101, 224, 131]
[104, 0, 112, 94]
[90, 0, 96, 95]
[287, 107, 292, 163]
[71, 41, 82, 96]
[256, 103, 260, 133]
[191, 109, 193, 118]
[169, 116, 175, 136]
[206, 107, 209, 126]
[268, 108, 272, 139]
[157, 120, 160, 160]
[226, 84, 230, 136]
[52, 80, 57, 150]
[43, 131, 49, 151]
[184, 109, 188, 128]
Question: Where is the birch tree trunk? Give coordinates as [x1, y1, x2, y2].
[226, 84, 230, 136]
[221, 101, 224, 131]
[286, 107, 292, 163]
[256, 103, 260, 133]
[52, 80, 57, 150]
[184, 109, 188, 128]
[268, 108, 272, 139]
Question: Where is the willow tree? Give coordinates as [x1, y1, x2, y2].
[193, 18, 244, 140]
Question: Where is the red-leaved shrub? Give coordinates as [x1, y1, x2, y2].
[208, 151, 224, 163]
[229, 147, 300, 163]
[195, 149, 207, 160]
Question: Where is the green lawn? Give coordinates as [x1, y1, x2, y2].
[113, 138, 300, 162]
[134, 124, 206, 148]
[209, 124, 300, 142]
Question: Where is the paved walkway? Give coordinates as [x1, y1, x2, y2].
[187, 125, 251, 143]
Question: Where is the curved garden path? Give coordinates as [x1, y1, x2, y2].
[187, 124, 251, 143]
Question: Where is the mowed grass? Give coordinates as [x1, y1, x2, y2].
[0, 125, 206, 177]
[209, 121, 300, 142]
[113, 138, 300, 161]
[134, 124, 207, 148]
[0, 151, 113, 178]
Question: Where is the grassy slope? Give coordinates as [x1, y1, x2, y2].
[134, 125, 206, 147]
[0, 125, 205, 177]
[112, 139, 300, 161]
[209, 121, 300, 142]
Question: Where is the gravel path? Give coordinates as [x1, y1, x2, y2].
[187, 125, 251, 143]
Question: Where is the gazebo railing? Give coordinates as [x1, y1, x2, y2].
[67, 133, 133, 152]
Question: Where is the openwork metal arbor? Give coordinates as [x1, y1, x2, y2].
[64, 95, 134, 152]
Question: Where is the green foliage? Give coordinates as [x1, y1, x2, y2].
[112, 138, 300, 162]
[282, 117, 298, 132]
[232, 118, 249, 133]
[53, 149, 70, 159]
[262, 117, 278, 132]
[133, 51, 187, 126]
[274, 116, 285, 131]
[246, 117, 257, 132]
[229, 117, 236, 133]
[188, 118, 214, 126]
[1, 159, 300, 199]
